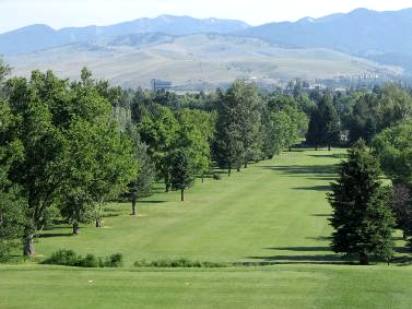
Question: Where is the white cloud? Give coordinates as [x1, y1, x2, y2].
[1, 0, 412, 33]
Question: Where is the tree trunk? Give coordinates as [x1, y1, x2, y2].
[131, 192, 137, 216]
[95, 217, 102, 228]
[228, 164, 232, 176]
[164, 173, 170, 192]
[359, 252, 369, 265]
[315, 145, 319, 151]
[237, 166, 241, 172]
[403, 230, 408, 240]
[201, 175, 204, 183]
[23, 233, 35, 257]
[181, 189, 185, 202]
[72, 222, 80, 235]
[328, 144, 331, 151]
[244, 162, 248, 169]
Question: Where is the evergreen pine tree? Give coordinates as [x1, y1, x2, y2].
[169, 151, 194, 202]
[329, 140, 395, 265]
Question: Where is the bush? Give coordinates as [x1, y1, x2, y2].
[0, 240, 21, 262]
[43, 250, 123, 268]
[134, 258, 227, 268]
[104, 253, 123, 267]
[44, 249, 79, 266]
[80, 254, 100, 268]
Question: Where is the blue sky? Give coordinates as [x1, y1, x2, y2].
[2, 0, 412, 33]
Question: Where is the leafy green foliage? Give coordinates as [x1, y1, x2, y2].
[134, 258, 227, 268]
[267, 94, 308, 154]
[372, 120, 412, 184]
[213, 83, 247, 173]
[169, 151, 194, 201]
[175, 109, 213, 177]
[2, 69, 137, 255]
[138, 105, 179, 191]
[306, 94, 340, 149]
[42, 249, 123, 268]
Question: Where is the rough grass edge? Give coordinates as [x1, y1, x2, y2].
[134, 258, 228, 268]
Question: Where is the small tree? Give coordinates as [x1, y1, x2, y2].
[169, 151, 194, 202]
[128, 138, 155, 216]
[329, 140, 395, 265]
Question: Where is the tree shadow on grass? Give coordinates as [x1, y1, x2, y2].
[37, 232, 73, 238]
[244, 246, 352, 265]
[102, 213, 120, 218]
[308, 154, 347, 160]
[265, 246, 332, 252]
[244, 255, 347, 265]
[292, 185, 331, 192]
[312, 214, 331, 218]
[141, 200, 167, 204]
[306, 236, 332, 242]
[306, 177, 337, 181]
[261, 165, 337, 178]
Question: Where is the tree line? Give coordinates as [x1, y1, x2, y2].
[0, 64, 309, 259]
[1, 58, 412, 264]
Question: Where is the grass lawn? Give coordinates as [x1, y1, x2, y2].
[1, 149, 412, 309]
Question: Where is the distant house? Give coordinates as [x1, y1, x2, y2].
[151, 79, 172, 92]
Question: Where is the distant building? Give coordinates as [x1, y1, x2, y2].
[151, 79, 172, 92]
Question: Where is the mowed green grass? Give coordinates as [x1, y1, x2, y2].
[1, 149, 412, 309]
[36, 149, 343, 265]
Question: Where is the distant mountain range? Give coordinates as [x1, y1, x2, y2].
[1, 9, 412, 89]
[0, 16, 249, 55]
[238, 8, 412, 71]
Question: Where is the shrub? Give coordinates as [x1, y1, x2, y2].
[80, 254, 99, 268]
[104, 253, 123, 267]
[43, 250, 123, 268]
[44, 249, 79, 266]
[134, 258, 227, 268]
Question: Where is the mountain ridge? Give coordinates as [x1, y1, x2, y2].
[0, 15, 250, 55]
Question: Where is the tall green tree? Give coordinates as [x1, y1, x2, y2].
[329, 141, 395, 265]
[127, 126, 155, 216]
[59, 71, 137, 232]
[0, 89, 25, 259]
[372, 120, 412, 185]
[213, 86, 244, 175]
[175, 109, 213, 181]
[169, 151, 194, 202]
[235, 81, 262, 167]
[267, 94, 308, 153]
[6, 71, 70, 256]
[306, 95, 340, 150]
[5, 70, 137, 253]
[138, 105, 179, 191]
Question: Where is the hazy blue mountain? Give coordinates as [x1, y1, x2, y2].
[239, 8, 412, 70]
[0, 15, 250, 55]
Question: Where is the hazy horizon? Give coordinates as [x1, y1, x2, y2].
[2, 0, 412, 33]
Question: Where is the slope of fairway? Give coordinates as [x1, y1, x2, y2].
[35, 149, 344, 265]
[2, 149, 412, 309]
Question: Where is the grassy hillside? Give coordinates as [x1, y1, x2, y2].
[1, 149, 412, 309]
[6, 34, 401, 90]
